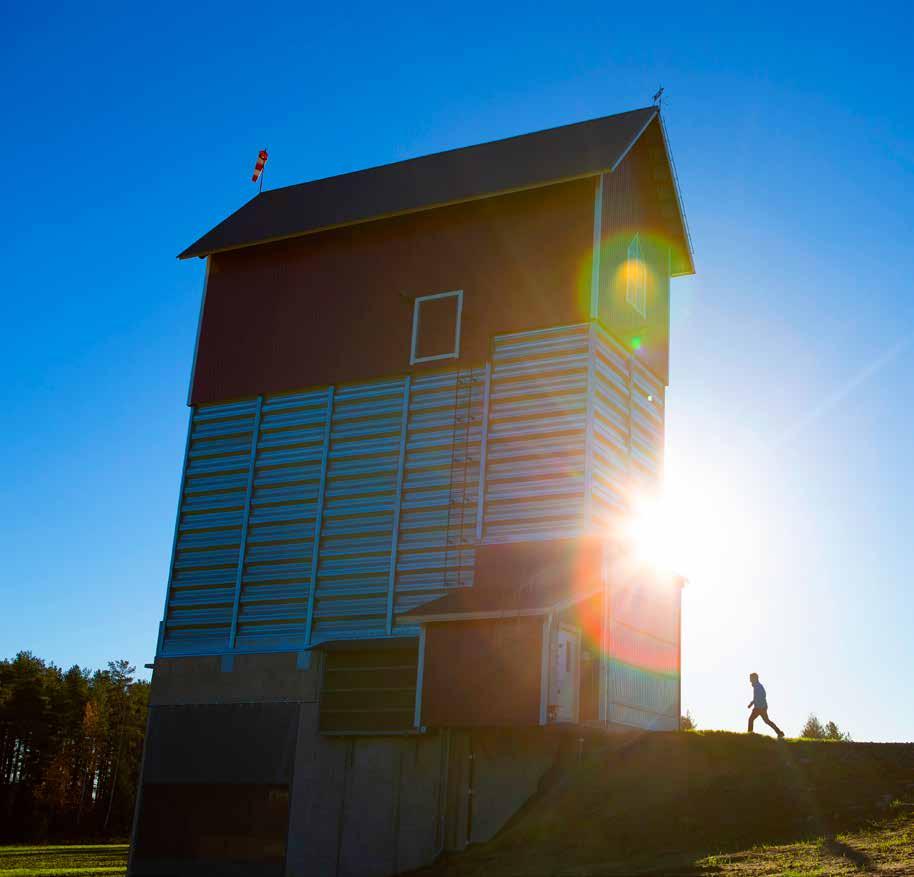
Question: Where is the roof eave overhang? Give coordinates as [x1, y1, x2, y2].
[657, 113, 695, 276]
[177, 165, 628, 262]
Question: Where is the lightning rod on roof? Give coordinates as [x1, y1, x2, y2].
[652, 86, 664, 108]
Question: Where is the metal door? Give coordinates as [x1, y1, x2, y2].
[552, 627, 578, 722]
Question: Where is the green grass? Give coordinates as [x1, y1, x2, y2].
[414, 731, 914, 876]
[691, 809, 914, 874]
[0, 845, 128, 877]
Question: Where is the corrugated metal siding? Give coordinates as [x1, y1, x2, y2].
[590, 323, 664, 532]
[311, 379, 408, 640]
[393, 369, 485, 629]
[237, 389, 332, 650]
[482, 324, 589, 543]
[161, 370, 484, 655]
[606, 574, 680, 731]
[164, 399, 260, 653]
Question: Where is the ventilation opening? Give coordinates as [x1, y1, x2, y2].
[319, 645, 418, 734]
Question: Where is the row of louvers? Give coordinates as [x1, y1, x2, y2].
[159, 322, 664, 656]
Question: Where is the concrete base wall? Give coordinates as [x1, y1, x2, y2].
[441, 728, 561, 850]
[130, 655, 566, 877]
[285, 723, 560, 876]
[285, 711, 448, 877]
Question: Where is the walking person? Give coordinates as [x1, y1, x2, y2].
[747, 672, 785, 738]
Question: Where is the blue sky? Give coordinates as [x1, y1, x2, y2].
[1, 2, 911, 741]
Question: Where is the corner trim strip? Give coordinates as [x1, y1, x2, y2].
[228, 395, 264, 649]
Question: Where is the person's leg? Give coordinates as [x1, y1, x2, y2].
[760, 709, 784, 736]
[748, 708, 760, 732]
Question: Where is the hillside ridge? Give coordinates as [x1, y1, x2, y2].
[415, 731, 914, 876]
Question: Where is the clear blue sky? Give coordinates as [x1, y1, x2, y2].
[2, 2, 911, 741]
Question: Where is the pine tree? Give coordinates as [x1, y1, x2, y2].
[824, 720, 850, 741]
[801, 714, 825, 739]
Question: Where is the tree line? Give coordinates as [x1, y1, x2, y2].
[0, 652, 149, 841]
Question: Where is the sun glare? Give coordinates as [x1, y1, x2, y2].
[623, 454, 756, 592]
[626, 494, 677, 573]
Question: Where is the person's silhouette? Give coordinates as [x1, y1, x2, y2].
[747, 672, 785, 737]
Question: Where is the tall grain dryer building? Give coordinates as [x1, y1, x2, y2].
[131, 105, 694, 877]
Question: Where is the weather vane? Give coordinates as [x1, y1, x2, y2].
[652, 86, 664, 108]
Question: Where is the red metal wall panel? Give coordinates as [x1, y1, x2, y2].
[191, 180, 595, 405]
[421, 618, 543, 727]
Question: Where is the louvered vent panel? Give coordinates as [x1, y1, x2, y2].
[157, 323, 670, 658]
[311, 380, 407, 639]
[483, 324, 589, 543]
[607, 577, 680, 732]
[630, 360, 664, 492]
[234, 388, 332, 651]
[319, 647, 418, 734]
[392, 369, 485, 627]
[590, 324, 665, 532]
[163, 399, 259, 654]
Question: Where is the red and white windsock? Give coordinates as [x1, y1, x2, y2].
[252, 149, 268, 183]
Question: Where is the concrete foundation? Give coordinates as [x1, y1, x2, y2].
[130, 655, 564, 877]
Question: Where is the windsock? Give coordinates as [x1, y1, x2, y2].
[252, 149, 268, 183]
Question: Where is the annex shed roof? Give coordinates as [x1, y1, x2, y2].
[400, 539, 605, 623]
[400, 538, 687, 624]
[179, 106, 693, 272]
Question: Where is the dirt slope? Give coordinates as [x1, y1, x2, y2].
[416, 731, 914, 876]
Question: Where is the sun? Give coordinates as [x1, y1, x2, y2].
[621, 450, 758, 595]
[625, 492, 680, 575]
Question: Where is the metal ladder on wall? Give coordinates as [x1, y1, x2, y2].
[443, 370, 478, 588]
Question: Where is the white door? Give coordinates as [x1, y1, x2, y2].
[551, 628, 578, 722]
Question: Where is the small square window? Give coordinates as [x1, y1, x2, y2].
[410, 290, 463, 364]
[625, 234, 647, 318]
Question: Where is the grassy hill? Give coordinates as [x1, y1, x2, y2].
[418, 731, 914, 876]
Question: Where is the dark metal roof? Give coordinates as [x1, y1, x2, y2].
[401, 539, 687, 623]
[179, 106, 665, 260]
[399, 581, 596, 621]
[401, 539, 604, 622]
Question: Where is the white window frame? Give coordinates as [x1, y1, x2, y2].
[410, 289, 464, 365]
[625, 234, 647, 318]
